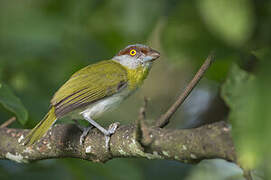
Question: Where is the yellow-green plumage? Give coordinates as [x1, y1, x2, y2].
[51, 60, 130, 117]
[126, 65, 150, 90]
[23, 107, 56, 145]
[23, 60, 149, 145]
[23, 44, 160, 146]
[52, 61, 127, 106]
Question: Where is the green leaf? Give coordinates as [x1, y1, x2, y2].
[252, 47, 271, 62]
[221, 62, 271, 174]
[197, 0, 255, 47]
[0, 82, 28, 125]
[221, 64, 254, 110]
[221, 64, 259, 169]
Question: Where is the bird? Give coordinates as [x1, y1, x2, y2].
[22, 44, 160, 148]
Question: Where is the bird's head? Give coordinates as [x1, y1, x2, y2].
[113, 44, 160, 69]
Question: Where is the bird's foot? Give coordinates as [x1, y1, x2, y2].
[79, 126, 93, 145]
[73, 119, 94, 145]
[105, 122, 120, 150]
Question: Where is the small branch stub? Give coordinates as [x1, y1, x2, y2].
[0, 117, 16, 128]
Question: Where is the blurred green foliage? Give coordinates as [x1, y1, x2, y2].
[222, 51, 271, 178]
[0, 83, 28, 124]
[198, 0, 255, 47]
[0, 0, 271, 179]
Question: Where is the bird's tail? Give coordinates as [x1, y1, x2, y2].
[23, 107, 57, 145]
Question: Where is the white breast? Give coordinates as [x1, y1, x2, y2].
[79, 88, 132, 119]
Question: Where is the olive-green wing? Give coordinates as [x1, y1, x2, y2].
[51, 60, 128, 117]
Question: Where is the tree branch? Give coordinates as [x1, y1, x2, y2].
[0, 52, 238, 176]
[156, 52, 215, 128]
[0, 121, 236, 164]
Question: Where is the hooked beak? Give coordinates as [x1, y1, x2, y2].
[143, 49, 160, 62]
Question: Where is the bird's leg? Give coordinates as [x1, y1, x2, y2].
[79, 126, 93, 145]
[72, 119, 93, 145]
[82, 114, 119, 149]
[105, 122, 119, 149]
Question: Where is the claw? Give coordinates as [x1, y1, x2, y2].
[105, 122, 120, 149]
[107, 122, 120, 135]
[79, 126, 93, 145]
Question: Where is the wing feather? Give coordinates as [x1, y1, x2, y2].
[51, 60, 128, 117]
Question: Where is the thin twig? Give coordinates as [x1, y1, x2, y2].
[0, 117, 16, 128]
[138, 97, 154, 146]
[138, 97, 149, 121]
[155, 52, 215, 128]
[135, 97, 149, 142]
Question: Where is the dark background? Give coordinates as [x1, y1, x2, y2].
[0, 0, 270, 179]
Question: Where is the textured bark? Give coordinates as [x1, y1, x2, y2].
[0, 121, 236, 164]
